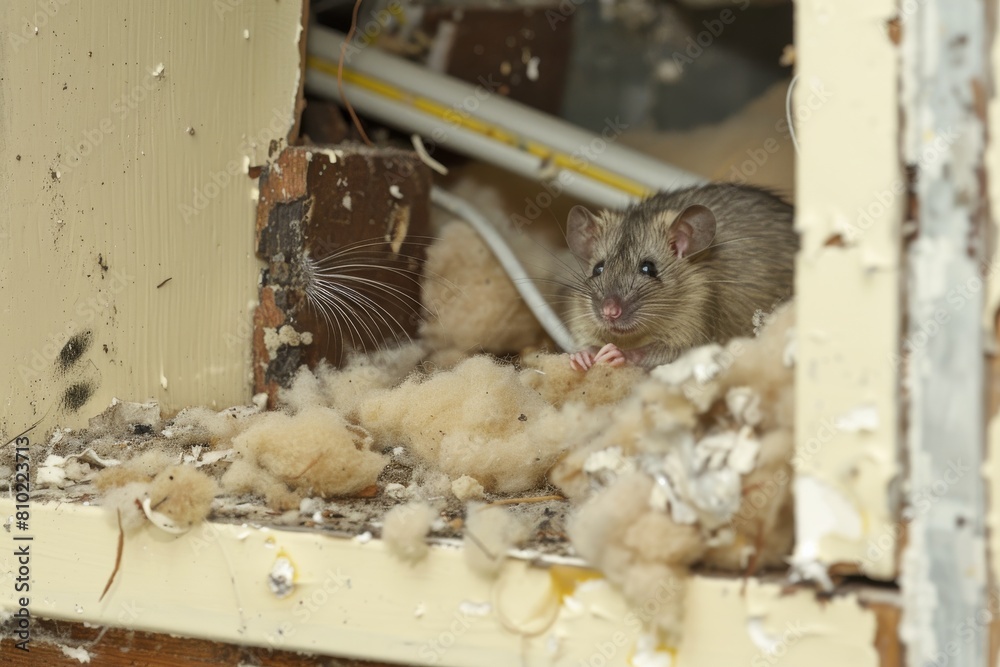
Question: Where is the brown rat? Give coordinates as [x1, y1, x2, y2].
[563, 183, 797, 370]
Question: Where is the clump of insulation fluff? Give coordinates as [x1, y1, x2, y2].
[419, 222, 545, 358]
[464, 503, 530, 577]
[165, 402, 264, 448]
[94, 450, 175, 492]
[145, 465, 219, 531]
[520, 350, 646, 408]
[555, 304, 797, 644]
[222, 405, 388, 510]
[280, 343, 426, 420]
[383, 500, 438, 563]
[358, 355, 594, 493]
[97, 461, 218, 533]
[568, 472, 703, 644]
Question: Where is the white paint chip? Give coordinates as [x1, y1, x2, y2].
[746, 617, 782, 655]
[526, 56, 540, 81]
[389, 185, 403, 199]
[59, 645, 92, 663]
[142, 496, 189, 534]
[268, 555, 296, 598]
[458, 600, 492, 617]
[834, 404, 879, 433]
[632, 633, 673, 667]
[791, 474, 863, 590]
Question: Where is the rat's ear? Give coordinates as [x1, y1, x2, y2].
[668, 204, 716, 259]
[566, 205, 602, 259]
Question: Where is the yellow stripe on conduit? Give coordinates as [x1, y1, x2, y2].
[306, 55, 654, 199]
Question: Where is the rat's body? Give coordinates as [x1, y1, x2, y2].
[564, 183, 797, 370]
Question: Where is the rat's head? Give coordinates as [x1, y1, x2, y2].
[564, 200, 717, 347]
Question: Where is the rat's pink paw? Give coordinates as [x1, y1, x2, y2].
[594, 343, 626, 367]
[569, 351, 594, 371]
[569, 350, 595, 371]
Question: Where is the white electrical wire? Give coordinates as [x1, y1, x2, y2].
[429, 187, 578, 353]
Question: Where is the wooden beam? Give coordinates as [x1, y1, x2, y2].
[253, 145, 431, 406]
[899, 0, 992, 664]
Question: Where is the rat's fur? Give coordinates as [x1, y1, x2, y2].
[565, 184, 797, 367]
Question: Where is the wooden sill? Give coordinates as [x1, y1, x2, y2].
[0, 500, 896, 666]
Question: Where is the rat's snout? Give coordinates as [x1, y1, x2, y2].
[600, 297, 623, 322]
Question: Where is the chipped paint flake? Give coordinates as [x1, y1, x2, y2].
[268, 553, 296, 598]
[833, 404, 879, 433]
[59, 644, 92, 663]
[458, 600, 492, 616]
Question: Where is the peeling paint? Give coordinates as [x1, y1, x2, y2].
[795, 0, 901, 582]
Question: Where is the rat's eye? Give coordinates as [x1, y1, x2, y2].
[640, 260, 658, 278]
[591, 261, 605, 277]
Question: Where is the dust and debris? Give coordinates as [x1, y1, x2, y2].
[464, 503, 530, 577]
[222, 406, 387, 509]
[4, 218, 798, 648]
[451, 475, 485, 501]
[58, 644, 92, 663]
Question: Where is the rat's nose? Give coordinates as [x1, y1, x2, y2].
[601, 298, 622, 322]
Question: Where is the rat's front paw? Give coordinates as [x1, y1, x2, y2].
[569, 349, 596, 371]
[594, 343, 626, 367]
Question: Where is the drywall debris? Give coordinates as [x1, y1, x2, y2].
[58, 644, 92, 663]
[451, 475, 485, 501]
[268, 552, 296, 598]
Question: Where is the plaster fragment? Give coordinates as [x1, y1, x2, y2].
[268, 553, 296, 598]
[59, 645, 92, 663]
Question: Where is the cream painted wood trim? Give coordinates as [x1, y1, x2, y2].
[0, 500, 883, 666]
[792, 0, 901, 582]
[0, 0, 305, 439]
